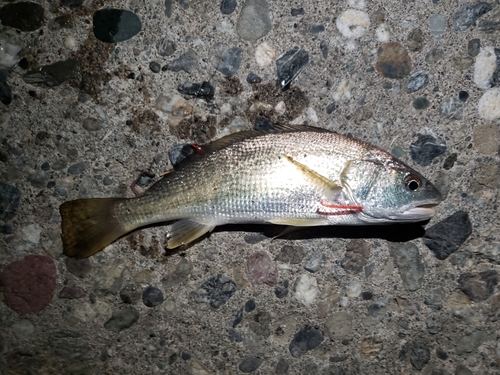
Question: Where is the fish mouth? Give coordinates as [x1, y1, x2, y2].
[398, 202, 440, 221]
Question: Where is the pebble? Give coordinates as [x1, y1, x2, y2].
[428, 14, 447, 40]
[23, 59, 79, 87]
[168, 144, 194, 166]
[156, 37, 176, 56]
[288, 326, 324, 358]
[236, 0, 272, 41]
[92, 9, 142, 43]
[28, 170, 47, 188]
[228, 328, 243, 342]
[293, 274, 319, 306]
[12, 319, 34, 339]
[275, 358, 289, 374]
[453, 2, 492, 31]
[0, 2, 44, 31]
[439, 97, 463, 120]
[468, 38, 480, 57]
[458, 270, 498, 302]
[65, 258, 92, 278]
[425, 315, 443, 334]
[246, 72, 262, 84]
[452, 55, 474, 70]
[254, 116, 274, 129]
[238, 356, 263, 373]
[478, 88, 500, 121]
[325, 311, 352, 338]
[189, 274, 236, 309]
[375, 23, 390, 42]
[473, 47, 499, 89]
[276, 47, 309, 89]
[477, 19, 500, 33]
[342, 239, 371, 273]
[310, 25, 325, 34]
[274, 285, 288, 299]
[165, 49, 198, 74]
[245, 251, 278, 286]
[142, 286, 164, 307]
[103, 307, 140, 333]
[0, 32, 23, 68]
[406, 71, 429, 93]
[276, 245, 305, 264]
[149, 61, 161, 73]
[320, 40, 328, 59]
[210, 44, 242, 76]
[220, 0, 237, 14]
[336, 9, 370, 39]
[0, 182, 20, 220]
[407, 28, 424, 52]
[474, 123, 499, 154]
[412, 97, 430, 110]
[58, 286, 86, 299]
[162, 258, 193, 288]
[0, 70, 12, 105]
[291, 8, 305, 16]
[120, 284, 141, 304]
[424, 287, 446, 310]
[388, 243, 424, 291]
[82, 117, 103, 131]
[61, 0, 83, 7]
[177, 80, 214, 100]
[63, 35, 77, 50]
[375, 42, 412, 79]
[409, 134, 446, 166]
[346, 277, 362, 297]
[245, 299, 256, 312]
[455, 330, 488, 355]
[360, 337, 383, 358]
[423, 211, 472, 260]
[0, 255, 56, 315]
[93, 259, 126, 294]
[255, 42, 275, 67]
[303, 253, 325, 273]
[409, 342, 430, 370]
[425, 48, 444, 64]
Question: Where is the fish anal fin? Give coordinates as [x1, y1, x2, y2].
[268, 217, 329, 226]
[167, 219, 215, 249]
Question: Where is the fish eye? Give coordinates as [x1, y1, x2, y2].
[404, 174, 421, 191]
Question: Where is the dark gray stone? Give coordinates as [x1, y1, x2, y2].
[407, 28, 424, 52]
[228, 328, 243, 342]
[406, 71, 429, 93]
[0, 70, 12, 105]
[142, 286, 164, 307]
[0, 182, 20, 221]
[93, 9, 142, 43]
[156, 37, 176, 56]
[232, 308, 243, 327]
[189, 274, 236, 309]
[245, 299, 256, 312]
[164, 0, 173, 17]
[254, 117, 275, 131]
[410, 342, 430, 370]
[413, 97, 430, 110]
[238, 356, 263, 373]
[423, 211, 472, 259]
[439, 97, 463, 119]
[289, 326, 324, 357]
[220, 0, 237, 14]
[236, 0, 272, 41]
[304, 253, 325, 273]
[453, 2, 492, 31]
[246, 72, 262, 83]
[275, 358, 289, 374]
[425, 48, 444, 63]
[82, 117, 103, 131]
[23, 59, 79, 87]
[424, 287, 446, 310]
[276, 47, 309, 89]
[166, 49, 198, 74]
[120, 284, 141, 304]
[0, 2, 44, 31]
[477, 19, 500, 33]
[458, 270, 498, 302]
[410, 134, 446, 166]
[326, 101, 337, 114]
[149, 61, 161, 73]
[274, 286, 288, 298]
[320, 40, 328, 59]
[61, 0, 84, 7]
[211, 44, 242, 76]
[68, 162, 87, 175]
[103, 307, 140, 332]
[168, 144, 194, 166]
[310, 25, 325, 34]
[455, 330, 488, 355]
[425, 315, 443, 334]
[177, 80, 215, 99]
[291, 8, 305, 16]
[467, 38, 480, 57]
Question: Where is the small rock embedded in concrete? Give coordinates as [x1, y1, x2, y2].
[289, 326, 324, 357]
[293, 274, 319, 306]
[291, 8, 305, 16]
[455, 330, 488, 355]
[275, 358, 289, 374]
[177, 80, 215, 100]
[276, 245, 306, 264]
[93, 259, 125, 294]
[336, 9, 370, 39]
[236, 0, 272, 41]
[428, 14, 447, 40]
[156, 37, 176, 56]
[409, 134, 446, 166]
[477, 19, 500, 33]
[458, 270, 498, 302]
[276, 47, 309, 90]
[246, 72, 262, 84]
[406, 71, 429, 93]
[0, 2, 44, 31]
[453, 55, 474, 70]
[468, 38, 480, 57]
[0, 182, 20, 220]
[255, 41, 275, 67]
[407, 28, 424, 52]
[120, 284, 141, 304]
[439, 97, 463, 120]
[211, 44, 242, 76]
[245, 299, 256, 312]
[0, 254, 56, 315]
[65, 258, 92, 278]
[23, 59, 78, 87]
[245, 251, 278, 286]
[473, 123, 499, 154]
[168, 144, 194, 167]
[458, 90, 469, 102]
[310, 25, 325, 34]
[166, 49, 198, 74]
[436, 347, 448, 360]
[425, 315, 443, 334]
[228, 328, 243, 342]
[424, 287, 446, 310]
[162, 258, 193, 288]
[453, 2, 492, 31]
[82, 117, 102, 132]
[425, 48, 444, 64]
[189, 274, 236, 309]
[412, 97, 430, 110]
[254, 117, 275, 131]
[423, 211, 472, 260]
[28, 170, 47, 188]
[149, 61, 161, 73]
[478, 88, 500, 121]
[0, 70, 12, 105]
[320, 40, 328, 59]
[303, 253, 325, 273]
[410, 342, 430, 370]
[58, 286, 86, 299]
[93, 9, 142, 43]
[274, 285, 288, 299]
[473, 47, 499, 89]
[233, 308, 243, 327]
[456, 364, 473, 375]
[360, 337, 383, 358]
[103, 307, 140, 332]
[342, 239, 371, 273]
[142, 286, 164, 307]
[376, 42, 412, 79]
[238, 356, 263, 373]
[220, 0, 237, 14]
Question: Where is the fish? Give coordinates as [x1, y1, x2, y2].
[60, 124, 443, 258]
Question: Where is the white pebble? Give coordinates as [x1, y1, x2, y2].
[305, 107, 319, 123]
[220, 103, 232, 116]
[376, 23, 390, 42]
[346, 277, 362, 297]
[22, 224, 41, 244]
[474, 47, 498, 89]
[478, 88, 500, 121]
[332, 79, 354, 102]
[63, 35, 78, 50]
[336, 9, 370, 39]
[274, 101, 286, 115]
[340, 296, 349, 307]
[294, 274, 319, 306]
[348, 0, 365, 9]
[255, 42, 276, 67]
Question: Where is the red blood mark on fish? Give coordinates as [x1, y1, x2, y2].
[317, 200, 363, 215]
[190, 143, 205, 153]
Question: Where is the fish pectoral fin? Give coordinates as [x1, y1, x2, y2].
[268, 217, 329, 226]
[283, 155, 342, 193]
[167, 219, 215, 249]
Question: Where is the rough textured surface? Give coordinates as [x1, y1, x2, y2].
[1, 0, 499, 373]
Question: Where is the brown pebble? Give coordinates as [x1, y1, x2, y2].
[376, 42, 412, 79]
[245, 251, 279, 286]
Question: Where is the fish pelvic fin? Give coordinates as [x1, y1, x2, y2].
[60, 198, 128, 258]
[167, 219, 215, 249]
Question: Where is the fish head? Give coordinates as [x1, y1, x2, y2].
[342, 150, 443, 223]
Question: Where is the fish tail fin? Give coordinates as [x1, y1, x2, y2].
[60, 198, 128, 258]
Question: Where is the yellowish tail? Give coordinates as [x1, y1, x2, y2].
[60, 198, 128, 258]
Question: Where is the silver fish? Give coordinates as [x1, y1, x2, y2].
[60, 124, 442, 258]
